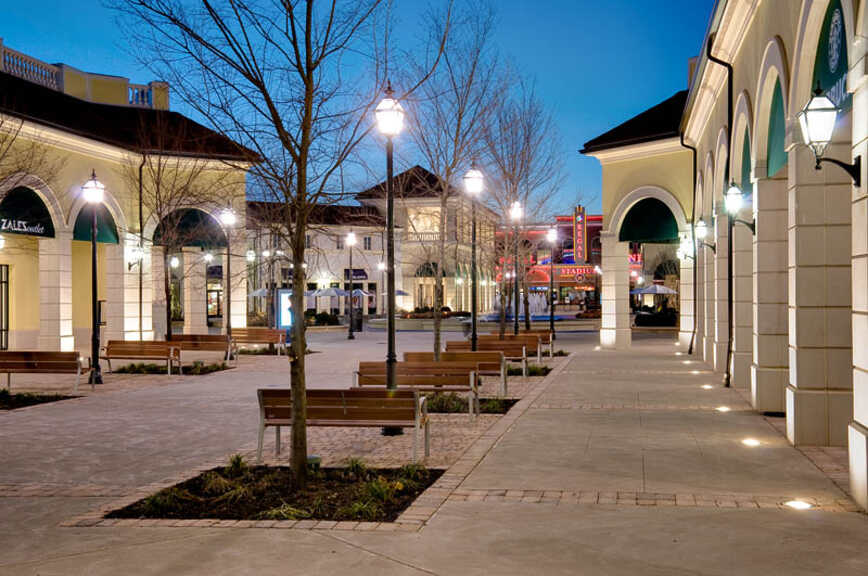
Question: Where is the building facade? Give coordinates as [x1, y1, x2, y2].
[584, 0, 868, 511]
[0, 43, 250, 351]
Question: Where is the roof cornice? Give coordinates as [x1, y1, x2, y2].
[584, 136, 685, 163]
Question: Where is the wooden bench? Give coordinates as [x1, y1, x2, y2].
[0, 351, 89, 392]
[256, 388, 429, 463]
[509, 330, 554, 358]
[171, 334, 232, 361]
[404, 351, 508, 396]
[480, 333, 543, 363]
[230, 328, 287, 357]
[101, 341, 181, 375]
[355, 361, 480, 416]
[446, 339, 529, 377]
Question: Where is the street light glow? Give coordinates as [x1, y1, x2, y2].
[510, 201, 522, 221]
[725, 184, 743, 215]
[742, 438, 761, 447]
[204, 252, 214, 263]
[797, 87, 838, 157]
[170, 256, 180, 269]
[346, 231, 357, 247]
[246, 250, 256, 262]
[377, 261, 386, 271]
[375, 85, 405, 137]
[81, 170, 105, 204]
[695, 219, 708, 240]
[546, 227, 557, 244]
[464, 165, 484, 195]
[219, 207, 237, 227]
[785, 500, 812, 510]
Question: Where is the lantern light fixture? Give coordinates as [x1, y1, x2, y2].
[797, 83, 861, 186]
[81, 170, 105, 204]
[375, 83, 405, 137]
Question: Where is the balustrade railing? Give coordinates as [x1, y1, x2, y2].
[0, 43, 60, 90]
[128, 84, 153, 108]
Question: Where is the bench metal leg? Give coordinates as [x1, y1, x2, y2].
[412, 426, 418, 463]
[424, 420, 430, 458]
[256, 421, 265, 463]
[275, 426, 281, 456]
[6, 372, 10, 391]
[523, 357, 528, 378]
[106, 359, 113, 374]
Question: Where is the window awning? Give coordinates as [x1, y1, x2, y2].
[618, 198, 679, 244]
[153, 208, 227, 248]
[0, 187, 55, 238]
[73, 204, 119, 244]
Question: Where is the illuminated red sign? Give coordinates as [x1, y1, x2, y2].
[573, 206, 587, 262]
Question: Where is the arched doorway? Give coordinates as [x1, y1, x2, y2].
[152, 208, 227, 337]
[602, 187, 688, 348]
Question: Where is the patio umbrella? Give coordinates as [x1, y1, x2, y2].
[314, 287, 349, 298]
[630, 284, 678, 295]
[351, 288, 371, 297]
[248, 288, 268, 297]
[382, 289, 410, 296]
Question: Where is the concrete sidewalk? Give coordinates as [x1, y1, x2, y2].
[1, 332, 866, 575]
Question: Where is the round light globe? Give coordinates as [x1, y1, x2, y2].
[81, 171, 105, 204]
[375, 88, 405, 137]
[725, 184, 743, 215]
[464, 167, 484, 195]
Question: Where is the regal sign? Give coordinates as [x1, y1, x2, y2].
[573, 206, 587, 262]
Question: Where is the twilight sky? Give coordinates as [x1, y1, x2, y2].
[2, 0, 714, 214]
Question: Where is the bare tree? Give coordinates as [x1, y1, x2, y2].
[484, 84, 562, 335]
[0, 109, 66, 198]
[118, 112, 237, 340]
[405, 2, 502, 357]
[115, 0, 447, 486]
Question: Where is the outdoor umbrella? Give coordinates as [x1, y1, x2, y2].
[631, 284, 678, 295]
[314, 287, 349, 298]
[381, 289, 410, 296]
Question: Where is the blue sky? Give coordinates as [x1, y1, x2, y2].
[2, 0, 713, 214]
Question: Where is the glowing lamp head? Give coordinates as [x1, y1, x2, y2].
[509, 201, 522, 222]
[797, 85, 838, 157]
[546, 227, 557, 244]
[593, 265, 602, 275]
[246, 250, 256, 262]
[375, 84, 405, 137]
[725, 184, 744, 215]
[81, 170, 105, 204]
[128, 245, 144, 263]
[204, 253, 214, 263]
[262, 250, 271, 259]
[678, 235, 694, 260]
[695, 219, 708, 240]
[345, 232, 357, 247]
[219, 208, 237, 227]
[637, 276, 644, 285]
[169, 256, 180, 269]
[463, 165, 484, 196]
[377, 261, 386, 271]
[456, 277, 464, 285]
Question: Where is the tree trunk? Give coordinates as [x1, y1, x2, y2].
[164, 250, 173, 341]
[290, 219, 308, 488]
[433, 196, 448, 361]
[523, 276, 531, 331]
[498, 280, 507, 338]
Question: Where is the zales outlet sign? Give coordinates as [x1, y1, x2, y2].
[1, 219, 47, 236]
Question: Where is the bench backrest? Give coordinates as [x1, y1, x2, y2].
[478, 334, 539, 352]
[231, 328, 284, 344]
[404, 351, 504, 367]
[446, 340, 526, 355]
[357, 373, 472, 388]
[358, 361, 479, 375]
[492, 330, 552, 342]
[258, 388, 417, 424]
[105, 340, 178, 357]
[0, 351, 81, 372]
[171, 334, 230, 350]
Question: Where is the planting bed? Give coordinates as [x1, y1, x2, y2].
[0, 389, 76, 410]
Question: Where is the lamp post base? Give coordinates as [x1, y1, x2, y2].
[88, 366, 103, 386]
[381, 427, 403, 436]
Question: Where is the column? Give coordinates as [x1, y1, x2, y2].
[732, 205, 754, 389]
[151, 246, 168, 340]
[713, 208, 729, 373]
[850, 52, 868, 508]
[678, 252, 694, 347]
[183, 247, 208, 334]
[752, 176, 788, 412]
[600, 233, 630, 348]
[104, 241, 125, 342]
[786, 144, 852, 446]
[38, 231, 74, 352]
[703, 244, 715, 363]
[694, 247, 704, 354]
[223, 237, 247, 331]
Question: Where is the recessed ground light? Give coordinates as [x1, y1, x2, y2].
[701, 384, 713, 390]
[691, 370, 701, 375]
[682, 360, 692, 365]
[742, 438, 761, 447]
[716, 406, 731, 412]
[594, 346, 601, 351]
[785, 500, 812, 510]
[675, 352, 683, 356]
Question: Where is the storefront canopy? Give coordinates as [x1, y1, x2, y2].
[618, 198, 679, 244]
[153, 208, 227, 249]
[0, 186, 55, 238]
[73, 204, 119, 244]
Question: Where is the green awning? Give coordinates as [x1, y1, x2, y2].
[618, 197, 679, 244]
[153, 208, 227, 249]
[73, 204, 119, 244]
[0, 187, 55, 238]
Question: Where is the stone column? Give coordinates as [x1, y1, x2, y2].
[850, 64, 868, 508]
[693, 246, 704, 355]
[182, 247, 208, 334]
[732, 203, 754, 389]
[151, 247, 169, 340]
[600, 233, 631, 348]
[713, 208, 729, 373]
[38, 231, 74, 351]
[104, 241, 126, 342]
[786, 144, 852, 446]
[678, 252, 694, 348]
[751, 176, 788, 412]
[223, 238, 247, 331]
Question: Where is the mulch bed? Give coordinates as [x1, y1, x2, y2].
[113, 362, 233, 375]
[0, 389, 76, 410]
[426, 393, 519, 414]
[107, 456, 442, 522]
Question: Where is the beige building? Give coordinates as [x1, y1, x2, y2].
[0, 42, 250, 352]
[583, 0, 868, 511]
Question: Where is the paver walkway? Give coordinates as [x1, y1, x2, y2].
[1, 332, 867, 575]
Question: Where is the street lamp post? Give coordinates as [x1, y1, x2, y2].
[376, 82, 405, 435]
[546, 227, 557, 340]
[463, 164, 484, 351]
[346, 231, 357, 340]
[510, 201, 522, 335]
[377, 261, 386, 314]
[82, 171, 105, 386]
[219, 208, 237, 344]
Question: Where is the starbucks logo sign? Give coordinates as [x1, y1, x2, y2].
[829, 8, 843, 73]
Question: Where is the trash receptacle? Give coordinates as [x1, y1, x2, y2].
[351, 310, 363, 332]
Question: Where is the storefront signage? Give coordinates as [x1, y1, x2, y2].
[573, 206, 587, 262]
[276, 288, 293, 329]
[0, 187, 56, 238]
[0, 219, 48, 235]
[814, 0, 850, 110]
[344, 268, 368, 280]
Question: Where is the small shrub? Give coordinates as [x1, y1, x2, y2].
[314, 312, 340, 326]
[345, 458, 367, 479]
[223, 454, 249, 479]
[425, 392, 466, 413]
[364, 475, 399, 504]
[336, 500, 382, 521]
[552, 350, 568, 357]
[139, 488, 200, 516]
[201, 471, 234, 495]
[257, 502, 311, 520]
[214, 484, 252, 504]
[507, 364, 551, 377]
